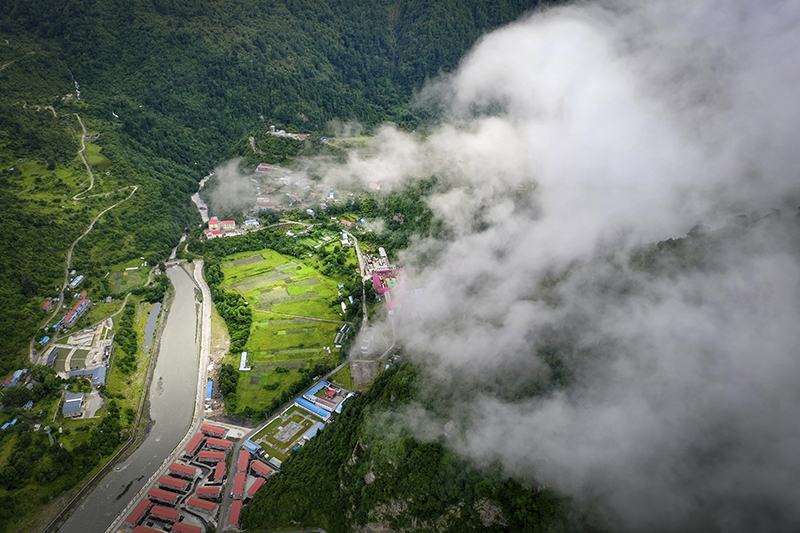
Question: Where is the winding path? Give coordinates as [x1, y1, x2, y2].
[31, 113, 139, 362]
[73, 113, 95, 199]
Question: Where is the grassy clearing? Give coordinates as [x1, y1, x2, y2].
[81, 298, 123, 325]
[110, 270, 143, 294]
[83, 143, 111, 170]
[0, 435, 16, 466]
[104, 297, 155, 426]
[330, 365, 353, 390]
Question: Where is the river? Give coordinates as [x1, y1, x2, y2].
[142, 302, 161, 352]
[60, 265, 200, 533]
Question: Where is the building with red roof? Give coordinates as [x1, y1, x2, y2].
[195, 485, 221, 500]
[247, 476, 265, 498]
[221, 220, 235, 231]
[208, 218, 221, 231]
[150, 505, 180, 522]
[186, 496, 216, 513]
[205, 437, 232, 451]
[236, 449, 249, 472]
[314, 396, 337, 412]
[148, 487, 179, 505]
[158, 475, 188, 491]
[42, 301, 52, 310]
[213, 461, 225, 482]
[171, 522, 203, 533]
[77, 290, 87, 299]
[183, 434, 204, 456]
[228, 500, 242, 527]
[125, 499, 152, 525]
[251, 460, 274, 478]
[197, 450, 225, 463]
[232, 472, 246, 499]
[200, 423, 226, 438]
[169, 462, 197, 479]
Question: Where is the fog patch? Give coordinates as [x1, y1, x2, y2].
[322, 1, 800, 531]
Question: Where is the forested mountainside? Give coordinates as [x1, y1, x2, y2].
[243, 363, 596, 533]
[2, 0, 537, 167]
[0, 0, 539, 375]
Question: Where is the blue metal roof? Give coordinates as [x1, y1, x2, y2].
[303, 380, 328, 401]
[302, 422, 325, 440]
[243, 440, 261, 455]
[294, 398, 330, 419]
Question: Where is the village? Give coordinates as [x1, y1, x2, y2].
[119, 378, 353, 532]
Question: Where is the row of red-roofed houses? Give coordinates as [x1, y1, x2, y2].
[124, 426, 233, 531]
[126, 423, 276, 531]
[215, 449, 275, 528]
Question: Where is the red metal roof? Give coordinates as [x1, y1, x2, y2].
[232, 472, 246, 497]
[237, 449, 249, 472]
[150, 505, 180, 521]
[184, 434, 204, 455]
[197, 451, 225, 461]
[213, 461, 225, 481]
[171, 522, 203, 533]
[247, 476, 265, 496]
[251, 460, 273, 477]
[186, 496, 215, 511]
[159, 475, 188, 490]
[42, 301, 52, 309]
[196, 485, 221, 498]
[169, 462, 197, 478]
[125, 499, 151, 524]
[206, 437, 232, 449]
[222, 220, 235, 224]
[148, 488, 178, 503]
[228, 500, 242, 526]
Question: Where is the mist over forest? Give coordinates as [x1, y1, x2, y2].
[298, 1, 800, 531]
[2, 0, 799, 531]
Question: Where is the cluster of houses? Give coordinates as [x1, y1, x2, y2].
[249, 166, 360, 215]
[204, 218, 260, 240]
[125, 423, 274, 532]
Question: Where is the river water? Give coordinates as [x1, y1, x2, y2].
[142, 302, 161, 352]
[60, 266, 199, 533]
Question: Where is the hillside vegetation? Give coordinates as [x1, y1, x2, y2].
[243, 363, 592, 532]
[0, 0, 540, 376]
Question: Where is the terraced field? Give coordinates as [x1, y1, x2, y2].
[221, 247, 353, 414]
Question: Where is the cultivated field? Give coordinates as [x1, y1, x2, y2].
[221, 247, 351, 414]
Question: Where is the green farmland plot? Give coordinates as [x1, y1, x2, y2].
[220, 247, 352, 416]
